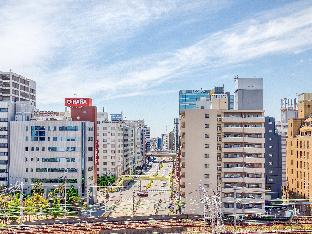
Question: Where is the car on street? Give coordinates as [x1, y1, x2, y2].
[137, 191, 148, 197]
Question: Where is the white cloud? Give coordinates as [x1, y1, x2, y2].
[0, 0, 311, 107]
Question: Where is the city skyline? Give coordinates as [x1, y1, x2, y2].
[0, 0, 311, 137]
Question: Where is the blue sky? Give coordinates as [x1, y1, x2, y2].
[0, 0, 311, 137]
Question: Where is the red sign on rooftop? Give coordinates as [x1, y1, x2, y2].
[65, 98, 92, 107]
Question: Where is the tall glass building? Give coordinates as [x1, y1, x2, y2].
[179, 90, 210, 113]
[179, 86, 233, 113]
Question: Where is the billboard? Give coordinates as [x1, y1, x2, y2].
[110, 113, 123, 122]
[65, 98, 92, 107]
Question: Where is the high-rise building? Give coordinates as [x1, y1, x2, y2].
[286, 93, 312, 211]
[157, 137, 162, 151]
[67, 98, 98, 186]
[143, 125, 151, 153]
[179, 86, 234, 114]
[179, 94, 228, 214]
[168, 130, 175, 151]
[0, 71, 36, 106]
[179, 89, 210, 113]
[97, 114, 147, 177]
[0, 71, 36, 187]
[178, 78, 265, 216]
[0, 101, 36, 186]
[161, 133, 169, 151]
[222, 109, 265, 215]
[276, 98, 298, 191]
[234, 78, 263, 110]
[264, 116, 282, 199]
[97, 112, 124, 177]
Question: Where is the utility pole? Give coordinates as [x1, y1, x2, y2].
[132, 190, 135, 216]
[20, 181, 23, 226]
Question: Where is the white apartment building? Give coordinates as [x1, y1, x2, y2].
[0, 102, 16, 186]
[0, 71, 36, 106]
[124, 120, 146, 174]
[221, 110, 265, 215]
[162, 133, 169, 151]
[0, 101, 35, 186]
[97, 113, 147, 177]
[9, 120, 96, 202]
[97, 119, 124, 177]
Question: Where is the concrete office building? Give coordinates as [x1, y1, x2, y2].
[143, 126, 151, 153]
[0, 71, 36, 106]
[0, 102, 16, 186]
[234, 78, 263, 110]
[276, 98, 298, 191]
[168, 130, 175, 151]
[0, 71, 36, 186]
[150, 137, 158, 151]
[286, 93, 312, 209]
[0, 101, 35, 186]
[9, 120, 96, 201]
[179, 94, 228, 214]
[124, 120, 146, 173]
[264, 117, 282, 199]
[161, 133, 169, 151]
[97, 112, 124, 177]
[97, 114, 147, 177]
[178, 78, 265, 216]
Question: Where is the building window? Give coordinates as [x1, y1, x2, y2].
[204, 154, 209, 158]
[205, 164, 209, 168]
[205, 114, 209, 118]
[25, 147, 28, 151]
[205, 144, 209, 148]
[205, 134, 209, 138]
[88, 147, 93, 151]
[205, 124, 209, 128]
[204, 174, 209, 178]
[31, 126, 46, 141]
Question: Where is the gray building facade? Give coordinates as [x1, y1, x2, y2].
[234, 78, 263, 110]
[264, 116, 282, 199]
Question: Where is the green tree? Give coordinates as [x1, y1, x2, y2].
[31, 182, 44, 196]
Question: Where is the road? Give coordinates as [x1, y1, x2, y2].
[97, 158, 173, 217]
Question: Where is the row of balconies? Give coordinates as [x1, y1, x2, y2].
[222, 167, 264, 173]
[223, 127, 265, 134]
[222, 116, 264, 123]
[222, 197, 264, 203]
[222, 177, 264, 183]
[222, 137, 264, 144]
[222, 147, 265, 154]
[222, 157, 264, 164]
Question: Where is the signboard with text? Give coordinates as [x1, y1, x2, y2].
[65, 98, 92, 107]
[110, 113, 123, 122]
